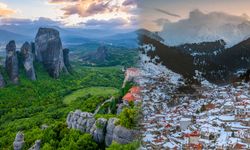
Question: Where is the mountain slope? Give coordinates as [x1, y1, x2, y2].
[177, 39, 226, 55]
[139, 29, 250, 83]
[139, 32, 196, 79]
[217, 37, 250, 71]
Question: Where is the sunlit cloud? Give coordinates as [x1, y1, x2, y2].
[48, 0, 138, 27]
[0, 2, 16, 17]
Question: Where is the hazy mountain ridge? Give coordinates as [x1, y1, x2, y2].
[160, 9, 250, 47]
[177, 39, 226, 56]
[0, 25, 138, 49]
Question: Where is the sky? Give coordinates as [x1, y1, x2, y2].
[138, 0, 250, 31]
[0, 0, 138, 29]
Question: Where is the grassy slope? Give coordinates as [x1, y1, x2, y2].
[0, 63, 124, 149]
[63, 87, 119, 105]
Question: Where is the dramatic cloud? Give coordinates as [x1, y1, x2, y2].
[155, 8, 180, 18]
[0, 2, 15, 17]
[48, 0, 137, 17]
[48, 0, 138, 25]
[154, 18, 170, 27]
[160, 9, 250, 47]
[122, 0, 137, 6]
[61, 1, 111, 17]
[49, 0, 78, 3]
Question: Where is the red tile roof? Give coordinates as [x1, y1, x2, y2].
[127, 68, 139, 72]
[165, 124, 172, 128]
[205, 103, 216, 110]
[129, 86, 141, 94]
[186, 143, 202, 150]
[123, 93, 135, 102]
[233, 143, 246, 149]
[184, 131, 200, 137]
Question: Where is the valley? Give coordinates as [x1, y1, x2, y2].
[0, 27, 140, 149]
[0, 62, 125, 149]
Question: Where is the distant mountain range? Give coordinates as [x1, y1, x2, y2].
[0, 25, 138, 51]
[139, 29, 250, 83]
[0, 29, 30, 43]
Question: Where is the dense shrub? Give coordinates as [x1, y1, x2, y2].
[118, 107, 139, 129]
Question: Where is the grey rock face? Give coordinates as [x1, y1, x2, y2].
[35, 28, 66, 78]
[113, 125, 139, 144]
[0, 73, 5, 88]
[30, 42, 36, 55]
[13, 132, 24, 150]
[66, 110, 139, 146]
[117, 104, 125, 115]
[66, 110, 95, 133]
[5, 40, 19, 84]
[21, 42, 36, 80]
[41, 124, 48, 130]
[28, 140, 41, 150]
[105, 118, 118, 146]
[63, 48, 71, 72]
[90, 118, 107, 143]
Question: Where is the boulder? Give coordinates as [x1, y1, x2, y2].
[0, 73, 5, 88]
[113, 125, 139, 144]
[35, 28, 66, 78]
[28, 140, 41, 150]
[90, 118, 107, 143]
[21, 42, 36, 80]
[63, 48, 71, 72]
[5, 40, 19, 84]
[13, 131, 24, 150]
[41, 124, 48, 130]
[105, 118, 118, 146]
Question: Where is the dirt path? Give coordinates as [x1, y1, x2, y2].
[94, 97, 113, 115]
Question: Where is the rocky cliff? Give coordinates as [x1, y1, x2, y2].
[81, 45, 109, 64]
[28, 140, 41, 150]
[21, 42, 36, 80]
[0, 73, 5, 88]
[35, 28, 66, 78]
[13, 132, 24, 150]
[5, 40, 19, 84]
[66, 110, 139, 146]
[63, 48, 72, 72]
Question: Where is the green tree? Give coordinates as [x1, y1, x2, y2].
[77, 134, 98, 150]
[41, 143, 53, 150]
[118, 108, 139, 129]
[200, 104, 206, 112]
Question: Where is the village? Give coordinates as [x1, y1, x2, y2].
[121, 48, 250, 150]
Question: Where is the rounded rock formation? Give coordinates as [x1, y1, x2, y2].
[13, 131, 24, 150]
[35, 28, 66, 78]
[0, 73, 5, 88]
[5, 40, 19, 84]
[63, 48, 72, 72]
[21, 42, 36, 81]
